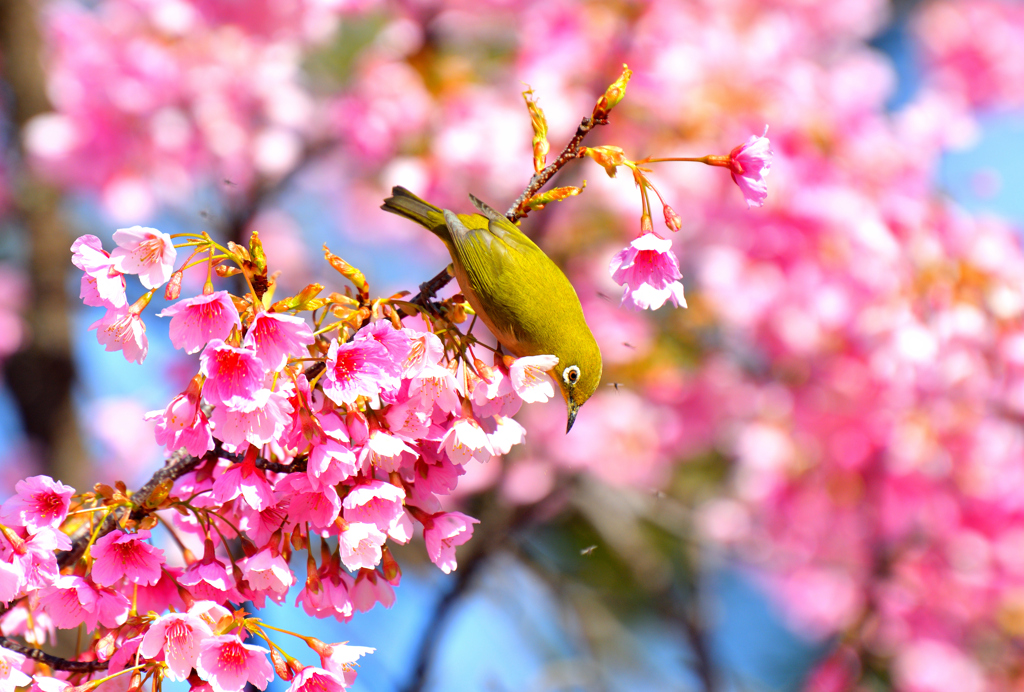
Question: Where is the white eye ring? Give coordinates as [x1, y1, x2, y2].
[563, 365, 581, 385]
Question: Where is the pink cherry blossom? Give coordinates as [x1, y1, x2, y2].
[70, 235, 126, 308]
[728, 126, 772, 208]
[0, 475, 74, 534]
[179, 543, 244, 604]
[238, 548, 293, 606]
[199, 340, 267, 409]
[338, 522, 386, 572]
[196, 635, 274, 692]
[276, 473, 341, 531]
[609, 233, 688, 311]
[423, 512, 479, 574]
[89, 529, 164, 586]
[109, 226, 177, 289]
[89, 305, 148, 363]
[0, 648, 31, 692]
[508, 355, 559, 404]
[211, 457, 275, 511]
[342, 480, 406, 532]
[316, 642, 375, 686]
[145, 376, 214, 456]
[159, 291, 241, 355]
[208, 385, 294, 450]
[442, 414, 493, 465]
[350, 569, 395, 612]
[139, 612, 214, 681]
[285, 668, 347, 692]
[242, 311, 315, 371]
[322, 338, 394, 406]
[38, 575, 129, 630]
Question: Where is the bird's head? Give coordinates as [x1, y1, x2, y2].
[553, 335, 603, 433]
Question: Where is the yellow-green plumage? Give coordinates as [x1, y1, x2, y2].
[381, 186, 602, 432]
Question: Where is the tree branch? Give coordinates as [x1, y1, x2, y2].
[407, 113, 605, 308]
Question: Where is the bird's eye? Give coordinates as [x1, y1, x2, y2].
[563, 365, 580, 386]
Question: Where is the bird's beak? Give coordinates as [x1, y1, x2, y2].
[566, 398, 580, 433]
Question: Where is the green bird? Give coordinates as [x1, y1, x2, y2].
[381, 186, 602, 432]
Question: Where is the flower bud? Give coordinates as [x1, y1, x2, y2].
[663, 205, 682, 232]
[164, 270, 183, 300]
[592, 64, 632, 122]
[581, 145, 627, 177]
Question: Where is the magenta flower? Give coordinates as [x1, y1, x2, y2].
[110, 225, 177, 289]
[242, 311, 315, 372]
[211, 457, 276, 511]
[89, 305, 148, 363]
[609, 233, 688, 311]
[70, 235, 126, 308]
[423, 512, 479, 574]
[286, 668, 347, 692]
[209, 386, 294, 451]
[195, 635, 274, 692]
[38, 575, 129, 630]
[159, 291, 241, 355]
[354, 320, 411, 376]
[728, 126, 772, 208]
[322, 338, 393, 406]
[276, 473, 341, 531]
[139, 612, 214, 681]
[146, 377, 214, 457]
[0, 475, 74, 534]
[89, 529, 164, 586]
[342, 480, 406, 532]
[199, 340, 267, 409]
[179, 542, 244, 604]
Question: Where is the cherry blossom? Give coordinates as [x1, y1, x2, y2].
[195, 635, 274, 692]
[110, 226, 177, 289]
[159, 291, 242, 355]
[0, 475, 74, 533]
[89, 529, 164, 586]
[609, 233, 687, 311]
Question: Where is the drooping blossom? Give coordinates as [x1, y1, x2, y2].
[145, 376, 214, 456]
[195, 635, 274, 692]
[139, 612, 214, 681]
[727, 126, 772, 208]
[70, 235, 126, 308]
[285, 667, 347, 692]
[423, 512, 479, 574]
[341, 480, 406, 532]
[338, 522, 387, 572]
[238, 548, 293, 606]
[90, 305, 148, 363]
[159, 291, 242, 355]
[242, 311, 315, 371]
[89, 530, 164, 586]
[0, 475, 74, 533]
[442, 414, 494, 465]
[508, 355, 559, 404]
[0, 648, 31, 692]
[312, 641, 375, 687]
[109, 226, 177, 289]
[609, 234, 687, 311]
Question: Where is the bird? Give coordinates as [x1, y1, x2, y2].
[381, 186, 602, 432]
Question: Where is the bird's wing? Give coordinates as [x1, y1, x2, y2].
[442, 209, 572, 357]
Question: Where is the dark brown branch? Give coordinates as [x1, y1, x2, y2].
[57, 448, 211, 569]
[0, 636, 108, 672]
[506, 115, 598, 222]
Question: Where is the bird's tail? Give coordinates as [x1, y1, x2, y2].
[380, 186, 446, 233]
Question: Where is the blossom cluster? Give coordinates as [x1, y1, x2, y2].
[0, 215, 571, 690]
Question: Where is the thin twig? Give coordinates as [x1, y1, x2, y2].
[407, 113, 605, 307]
